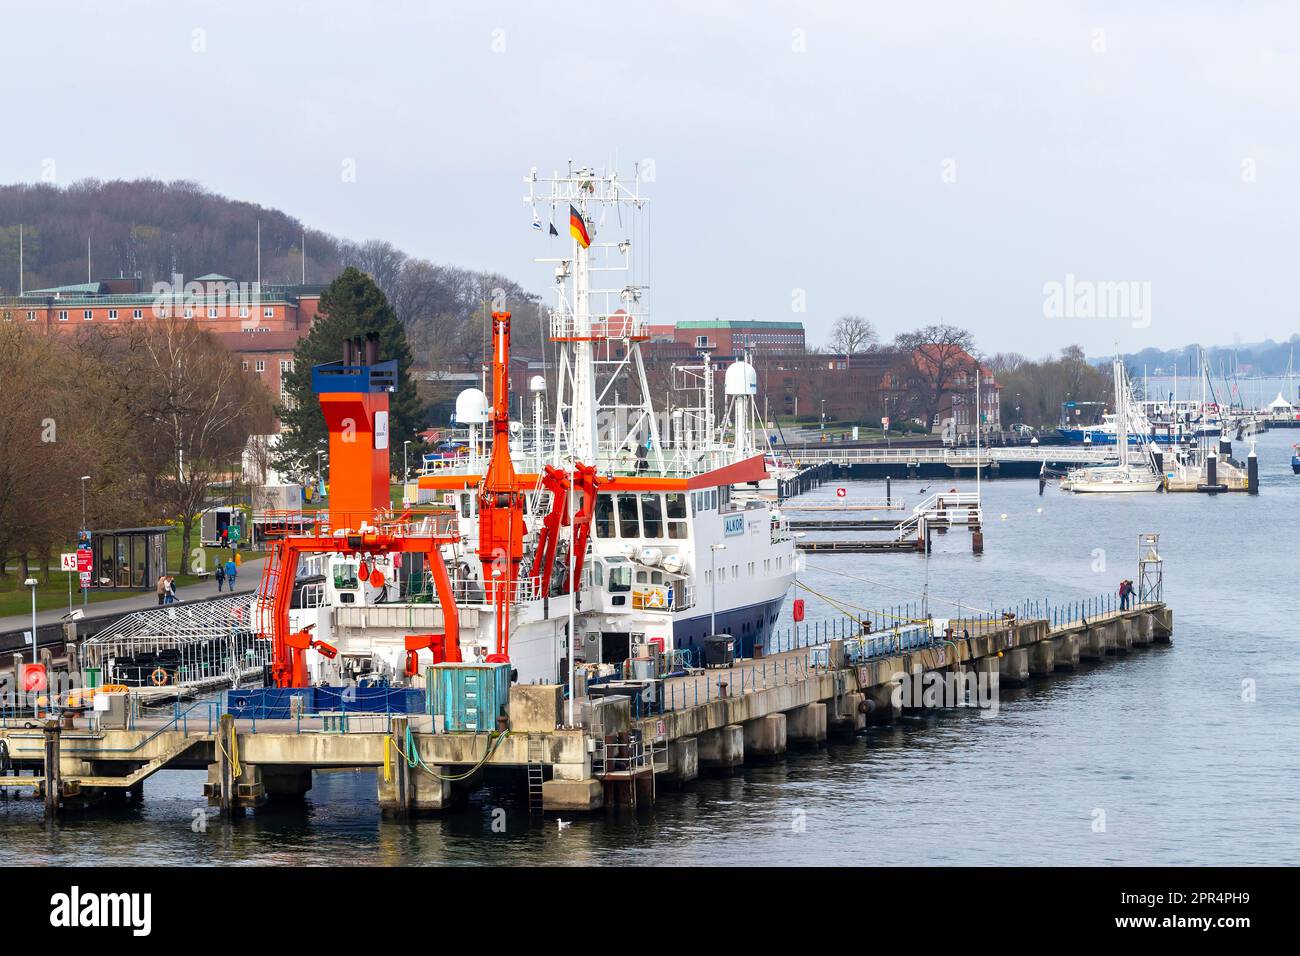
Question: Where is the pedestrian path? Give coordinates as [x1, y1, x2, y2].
[0, 558, 265, 633]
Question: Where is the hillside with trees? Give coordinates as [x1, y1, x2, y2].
[0, 179, 546, 374]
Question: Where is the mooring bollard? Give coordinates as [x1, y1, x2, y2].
[42, 719, 61, 820]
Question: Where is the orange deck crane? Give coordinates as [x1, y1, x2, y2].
[256, 334, 461, 687]
[478, 312, 528, 663]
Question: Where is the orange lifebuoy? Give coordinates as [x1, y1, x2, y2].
[150, 667, 169, 686]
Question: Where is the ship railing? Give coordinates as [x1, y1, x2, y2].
[421, 454, 487, 476]
[671, 584, 695, 612]
[550, 312, 645, 341]
[259, 508, 460, 539]
[449, 575, 542, 606]
[592, 733, 660, 775]
[300, 582, 326, 609]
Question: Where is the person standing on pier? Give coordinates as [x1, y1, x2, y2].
[1119, 579, 1133, 610]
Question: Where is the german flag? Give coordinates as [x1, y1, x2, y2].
[569, 204, 591, 248]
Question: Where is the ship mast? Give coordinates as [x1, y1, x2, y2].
[525, 164, 662, 473]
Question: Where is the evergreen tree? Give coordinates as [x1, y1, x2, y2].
[274, 267, 423, 481]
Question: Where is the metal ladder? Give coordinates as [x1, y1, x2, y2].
[526, 735, 545, 814]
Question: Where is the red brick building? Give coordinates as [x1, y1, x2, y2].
[1, 273, 323, 420]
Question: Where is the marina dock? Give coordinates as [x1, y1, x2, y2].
[0, 600, 1172, 818]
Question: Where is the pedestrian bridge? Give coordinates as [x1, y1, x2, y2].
[784, 444, 1115, 479]
[790, 445, 1115, 466]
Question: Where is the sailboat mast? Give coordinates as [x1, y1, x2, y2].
[1115, 357, 1128, 468]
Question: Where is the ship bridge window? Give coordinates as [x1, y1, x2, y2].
[666, 493, 687, 538]
[595, 493, 614, 538]
[640, 494, 663, 538]
[607, 564, 631, 593]
[333, 562, 359, 590]
[617, 494, 639, 538]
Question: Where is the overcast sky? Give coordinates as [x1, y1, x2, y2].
[6, 1, 1297, 356]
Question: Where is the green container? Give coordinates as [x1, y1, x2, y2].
[432, 662, 511, 732]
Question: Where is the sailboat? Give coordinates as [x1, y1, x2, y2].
[1061, 357, 1163, 493]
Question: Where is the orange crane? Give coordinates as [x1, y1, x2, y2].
[478, 312, 528, 663]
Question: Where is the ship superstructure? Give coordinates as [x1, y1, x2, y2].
[266, 165, 798, 692]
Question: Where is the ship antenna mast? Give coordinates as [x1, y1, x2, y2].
[524, 165, 661, 474]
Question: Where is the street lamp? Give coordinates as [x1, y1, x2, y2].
[79, 475, 90, 606]
[820, 399, 826, 433]
[709, 543, 726, 635]
[24, 577, 38, 693]
[402, 440, 413, 506]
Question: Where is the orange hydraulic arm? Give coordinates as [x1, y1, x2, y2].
[530, 465, 571, 595]
[570, 463, 601, 596]
[478, 311, 527, 663]
[526, 461, 602, 600]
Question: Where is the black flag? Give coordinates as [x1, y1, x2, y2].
[548, 222, 558, 236]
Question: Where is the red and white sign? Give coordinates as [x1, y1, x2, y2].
[836, 487, 847, 498]
[23, 664, 47, 693]
[76, 551, 92, 573]
[882, 416, 890, 430]
[60, 552, 78, 572]
[79, 572, 92, 587]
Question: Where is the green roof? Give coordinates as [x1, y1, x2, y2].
[23, 282, 105, 295]
[676, 320, 803, 330]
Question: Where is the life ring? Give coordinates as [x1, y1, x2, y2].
[150, 667, 170, 686]
[647, 589, 666, 609]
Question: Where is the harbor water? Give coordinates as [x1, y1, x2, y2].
[3, 430, 1298, 866]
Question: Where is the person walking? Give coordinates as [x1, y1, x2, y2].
[215, 562, 226, 592]
[225, 557, 238, 592]
[164, 576, 178, 605]
[156, 573, 167, 606]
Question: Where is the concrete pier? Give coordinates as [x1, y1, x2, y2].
[658, 737, 699, 784]
[787, 702, 828, 745]
[1050, 632, 1079, 670]
[743, 714, 787, 757]
[1079, 626, 1107, 660]
[830, 693, 867, 734]
[698, 724, 745, 769]
[0, 602, 1173, 818]
[1028, 640, 1056, 676]
[998, 647, 1030, 686]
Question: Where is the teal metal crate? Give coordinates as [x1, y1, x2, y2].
[432, 662, 511, 732]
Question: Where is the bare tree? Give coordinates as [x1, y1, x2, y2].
[828, 315, 878, 361]
[893, 324, 977, 430]
[125, 320, 273, 565]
